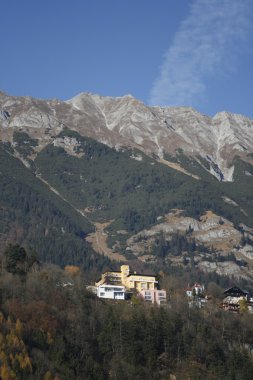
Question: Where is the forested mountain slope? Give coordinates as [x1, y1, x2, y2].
[1, 249, 253, 380]
[1, 91, 253, 280]
[0, 145, 111, 277]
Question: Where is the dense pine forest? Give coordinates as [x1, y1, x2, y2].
[1, 245, 253, 380]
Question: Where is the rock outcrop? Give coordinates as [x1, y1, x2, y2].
[1, 91, 253, 182]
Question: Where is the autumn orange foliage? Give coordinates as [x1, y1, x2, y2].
[64, 265, 80, 276]
[6, 299, 59, 335]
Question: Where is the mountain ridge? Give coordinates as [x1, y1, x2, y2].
[1, 91, 253, 182]
[1, 90, 253, 281]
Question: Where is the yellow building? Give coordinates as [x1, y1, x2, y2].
[95, 265, 158, 292]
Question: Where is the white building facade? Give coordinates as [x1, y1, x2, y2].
[97, 284, 125, 300]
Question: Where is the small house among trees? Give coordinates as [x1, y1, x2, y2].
[186, 283, 205, 298]
[221, 286, 249, 312]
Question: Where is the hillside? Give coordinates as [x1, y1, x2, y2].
[1, 91, 253, 280]
[1, 251, 253, 380]
[0, 144, 111, 277]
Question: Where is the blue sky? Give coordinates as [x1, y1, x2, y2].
[1, 0, 253, 117]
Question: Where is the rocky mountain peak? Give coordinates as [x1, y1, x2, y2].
[1, 91, 253, 182]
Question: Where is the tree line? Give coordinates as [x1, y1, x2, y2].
[1, 245, 253, 379]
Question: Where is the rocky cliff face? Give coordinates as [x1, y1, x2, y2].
[127, 210, 242, 254]
[125, 210, 253, 281]
[1, 91, 253, 181]
[1, 90, 253, 281]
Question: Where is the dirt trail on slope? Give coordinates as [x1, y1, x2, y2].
[34, 162, 124, 261]
[159, 158, 200, 180]
[86, 221, 125, 261]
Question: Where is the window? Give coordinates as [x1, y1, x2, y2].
[145, 293, 152, 300]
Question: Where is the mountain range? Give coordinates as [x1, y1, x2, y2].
[1, 91, 253, 281]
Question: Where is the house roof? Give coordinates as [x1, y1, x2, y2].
[223, 286, 248, 297]
[96, 269, 156, 284]
[127, 272, 156, 278]
[98, 284, 125, 289]
[193, 283, 202, 288]
[105, 271, 121, 274]
[186, 283, 203, 291]
[95, 270, 122, 282]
